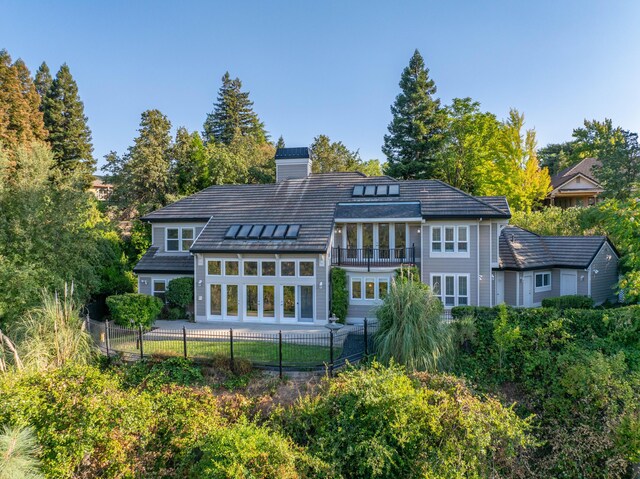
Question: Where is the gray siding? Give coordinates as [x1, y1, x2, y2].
[479, 224, 491, 306]
[491, 223, 498, 264]
[138, 276, 152, 295]
[347, 304, 379, 322]
[532, 269, 560, 304]
[152, 223, 205, 255]
[590, 243, 619, 304]
[577, 269, 589, 296]
[276, 164, 309, 182]
[421, 223, 480, 306]
[408, 224, 421, 264]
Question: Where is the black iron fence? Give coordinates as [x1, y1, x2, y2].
[86, 318, 376, 376]
[331, 245, 416, 271]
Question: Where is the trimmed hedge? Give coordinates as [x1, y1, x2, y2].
[330, 268, 348, 323]
[541, 295, 594, 309]
[106, 293, 163, 328]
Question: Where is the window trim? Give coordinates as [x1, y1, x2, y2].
[351, 278, 363, 300]
[350, 276, 392, 302]
[206, 259, 222, 276]
[152, 279, 167, 303]
[430, 273, 470, 308]
[535, 271, 552, 292]
[165, 226, 196, 253]
[430, 225, 470, 258]
[298, 261, 315, 277]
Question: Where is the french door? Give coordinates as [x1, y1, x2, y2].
[245, 285, 275, 321]
[209, 284, 239, 320]
[281, 285, 314, 322]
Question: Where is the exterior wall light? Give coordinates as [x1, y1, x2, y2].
[198, 280, 203, 286]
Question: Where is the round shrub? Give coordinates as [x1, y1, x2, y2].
[106, 293, 163, 328]
[165, 277, 194, 310]
[278, 362, 532, 479]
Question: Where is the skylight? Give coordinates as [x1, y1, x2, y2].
[224, 224, 301, 240]
[352, 183, 400, 197]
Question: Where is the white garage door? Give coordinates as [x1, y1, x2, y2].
[560, 271, 578, 296]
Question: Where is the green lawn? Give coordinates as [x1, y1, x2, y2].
[110, 337, 337, 365]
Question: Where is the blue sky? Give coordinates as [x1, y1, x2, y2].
[2, 1, 639, 166]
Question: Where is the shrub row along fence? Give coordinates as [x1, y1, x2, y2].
[86, 318, 377, 376]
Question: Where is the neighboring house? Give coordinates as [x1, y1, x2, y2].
[546, 157, 603, 208]
[134, 147, 620, 324]
[496, 226, 619, 307]
[90, 176, 114, 201]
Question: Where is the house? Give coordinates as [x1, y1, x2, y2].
[134, 147, 619, 324]
[496, 226, 619, 307]
[546, 158, 603, 208]
[90, 176, 114, 201]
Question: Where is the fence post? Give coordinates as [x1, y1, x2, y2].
[363, 317, 368, 358]
[329, 329, 334, 377]
[182, 326, 188, 359]
[278, 330, 283, 380]
[105, 320, 111, 358]
[229, 328, 234, 373]
[138, 324, 144, 359]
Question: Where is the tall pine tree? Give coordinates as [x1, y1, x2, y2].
[0, 50, 47, 150]
[34, 62, 53, 105]
[275, 135, 285, 150]
[42, 63, 94, 182]
[171, 127, 209, 196]
[202, 72, 267, 144]
[105, 109, 173, 215]
[382, 50, 446, 179]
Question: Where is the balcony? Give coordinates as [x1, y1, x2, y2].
[331, 245, 416, 271]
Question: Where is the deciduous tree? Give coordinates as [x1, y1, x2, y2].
[171, 127, 208, 196]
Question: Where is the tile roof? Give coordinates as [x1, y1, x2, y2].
[133, 248, 194, 274]
[142, 173, 510, 253]
[550, 157, 602, 189]
[498, 225, 610, 270]
[334, 202, 422, 220]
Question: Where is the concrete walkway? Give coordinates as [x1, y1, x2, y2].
[153, 319, 356, 335]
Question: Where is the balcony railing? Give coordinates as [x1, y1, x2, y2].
[331, 245, 416, 271]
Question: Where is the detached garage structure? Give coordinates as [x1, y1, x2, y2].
[494, 226, 619, 307]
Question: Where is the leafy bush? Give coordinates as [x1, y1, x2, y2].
[395, 264, 422, 284]
[541, 295, 594, 309]
[277, 362, 532, 479]
[164, 306, 184, 321]
[119, 357, 204, 389]
[165, 277, 194, 312]
[181, 420, 331, 478]
[106, 293, 163, 328]
[375, 279, 453, 371]
[330, 267, 348, 323]
[0, 425, 43, 479]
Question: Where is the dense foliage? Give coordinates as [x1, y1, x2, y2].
[0, 425, 43, 479]
[105, 293, 163, 327]
[451, 305, 640, 477]
[165, 277, 194, 319]
[278, 362, 531, 479]
[541, 294, 594, 309]
[330, 267, 348, 323]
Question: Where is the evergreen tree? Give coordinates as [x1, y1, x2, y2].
[202, 72, 267, 144]
[171, 127, 208, 196]
[275, 135, 285, 150]
[537, 141, 578, 176]
[382, 50, 446, 179]
[0, 50, 46, 150]
[34, 62, 53, 104]
[42, 64, 94, 182]
[106, 109, 173, 215]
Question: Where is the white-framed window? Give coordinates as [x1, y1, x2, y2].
[430, 226, 469, 256]
[225, 260, 239, 276]
[207, 260, 221, 276]
[535, 271, 551, 292]
[153, 280, 167, 303]
[243, 261, 258, 276]
[350, 277, 391, 301]
[431, 274, 469, 307]
[299, 261, 315, 277]
[166, 227, 195, 252]
[281, 261, 296, 277]
[261, 261, 276, 277]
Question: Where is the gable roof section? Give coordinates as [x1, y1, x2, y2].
[498, 225, 611, 270]
[550, 157, 602, 189]
[142, 173, 511, 253]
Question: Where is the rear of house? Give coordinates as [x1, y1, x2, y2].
[133, 147, 620, 325]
